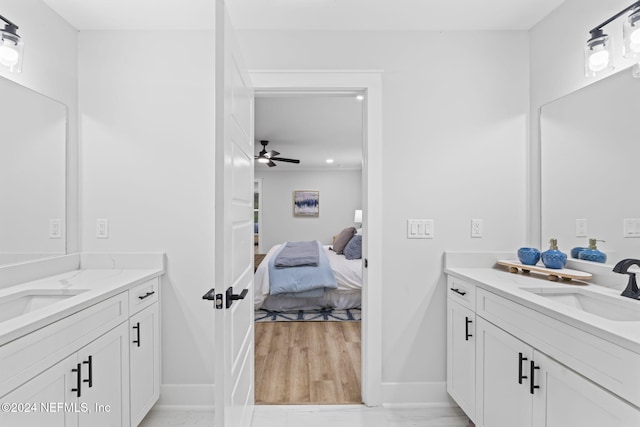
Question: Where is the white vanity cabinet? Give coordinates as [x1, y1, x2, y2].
[128, 279, 160, 427]
[446, 278, 476, 418]
[446, 275, 640, 427]
[0, 273, 162, 427]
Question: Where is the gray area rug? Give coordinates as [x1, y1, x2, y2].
[255, 307, 361, 322]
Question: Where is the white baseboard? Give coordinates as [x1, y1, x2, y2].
[154, 384, 215, 410]
[381, 382, 455, 406]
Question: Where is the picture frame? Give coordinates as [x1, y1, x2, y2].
[293, 190, 320, 217]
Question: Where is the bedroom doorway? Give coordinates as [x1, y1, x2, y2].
[250, 70, 383, 406]
[253, 90, 364, 404]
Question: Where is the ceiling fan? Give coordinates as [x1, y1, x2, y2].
[254, 140, 300, 167]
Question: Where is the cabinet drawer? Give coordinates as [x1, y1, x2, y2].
[0, 292, 128, 398]
[129, 278, 159, 315]
[476, 287, 640, 407]
[447, 276, 476, 311]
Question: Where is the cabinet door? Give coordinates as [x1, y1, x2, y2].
[129, 303, 160, 427]
[532, 351, 640, 427]
[0, 354, 79, 427]
[447, 298, 475, 419]
[77, 322, 130, 427]
[476, 318, 532, 427]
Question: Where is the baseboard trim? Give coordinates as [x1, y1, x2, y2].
[381, 381, 455, 406]
[154, 384, 215, 410]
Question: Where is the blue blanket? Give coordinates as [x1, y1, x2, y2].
[274, 240, 319, 267]
[268, 241, 337, 298]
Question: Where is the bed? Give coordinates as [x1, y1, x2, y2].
[254, 241, 363, 311]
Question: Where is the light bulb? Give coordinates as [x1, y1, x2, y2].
[258, 157, 269, 164]
[0, 42, 18, 67]
[589, 50, 610, 72]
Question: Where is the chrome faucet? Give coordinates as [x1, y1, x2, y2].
[613, 259, 640, 299]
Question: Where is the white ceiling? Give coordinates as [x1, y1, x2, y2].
[41, 0, 566, 31]
[255, 94, 363, 171]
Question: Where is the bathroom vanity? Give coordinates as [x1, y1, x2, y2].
[445, 252, 640, 427]
[0, 253, 164, 427]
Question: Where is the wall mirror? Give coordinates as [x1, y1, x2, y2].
[540, 69, 640, 264]
[0, 76, 66, 265]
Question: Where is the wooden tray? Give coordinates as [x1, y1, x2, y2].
[497, 260, 592, 282]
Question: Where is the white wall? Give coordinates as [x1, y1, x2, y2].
[529, 0, 637, 247]
[78, 31, 217, 397]
[255, 169, 362, 250]
[0, 0, 78, 253]
[240, 30, 529, 402]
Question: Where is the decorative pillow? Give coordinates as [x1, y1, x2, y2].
[344, 235, 362, 260]
[332, 227, 357, 254]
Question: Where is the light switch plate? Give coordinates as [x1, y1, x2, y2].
[96, 218, 109, 239]
[49, 219, 62, 239]
[407, 219, 434, 239]
[575, 218, 588, 237]
[624, 218, 640, 238]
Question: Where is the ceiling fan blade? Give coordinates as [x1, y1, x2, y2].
[264, 150, 280, 158]
[271, 157, 300, 164]
[267, 160, 277, 167]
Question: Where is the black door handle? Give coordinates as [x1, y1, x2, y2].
[83, 355, 93, 388]
[518, 352, 528, 384]
[530, 360, 540, 394]
[465, 317, 473, 341]
[450, 287, 467, 296]
[226, 287, 249, 308]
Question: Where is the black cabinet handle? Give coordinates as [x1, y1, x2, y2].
[71, 363, 82, 397]
[465, 317, 473, 341]
[518, 353, 528, 384]
[82, 355, 93, 388]
[138, 291, 155, 300]
[133, 322, 141, 347]
[450, 288, 467, 296]
[530, 360, 540, 394]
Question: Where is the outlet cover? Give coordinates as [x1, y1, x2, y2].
[471, 219, 483, 238]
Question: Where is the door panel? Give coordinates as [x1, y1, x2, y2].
[214, 0, 255, 426]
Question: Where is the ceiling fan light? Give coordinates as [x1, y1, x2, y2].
[257, 157, 269, 163]
[585, 31, 613, 77]
[623, 8, 640, 58]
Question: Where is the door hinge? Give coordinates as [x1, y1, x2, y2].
[364, 258, 368, 268]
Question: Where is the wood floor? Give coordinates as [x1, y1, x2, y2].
[254, 321, 361, 404]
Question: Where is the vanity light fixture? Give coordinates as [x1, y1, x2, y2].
[0, 14, 23, 73]
[585, 1, 640, 77]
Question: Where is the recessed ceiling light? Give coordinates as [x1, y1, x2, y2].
[326, 159, 334, 164]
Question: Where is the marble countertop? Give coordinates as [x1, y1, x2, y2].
[445, 263, 640, 354]
[0, 267, 163, 346]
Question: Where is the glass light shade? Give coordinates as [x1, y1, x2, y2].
[623, 9, 640, 58]
[0, 29, 23, 73]
[257, 157, 269, 163]
[585, 33, 613, 77]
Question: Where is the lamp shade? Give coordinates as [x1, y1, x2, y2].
[624, 8, 640, 58]
[585, 30, 613, 77]
[354, 209, 363, 224]
[0, 22, 23, 73]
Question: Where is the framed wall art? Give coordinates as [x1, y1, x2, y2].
[293, 190, 319, 217]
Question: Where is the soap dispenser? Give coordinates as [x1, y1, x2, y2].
[578, 239, 607, 263]
[541, 238, 567, 269]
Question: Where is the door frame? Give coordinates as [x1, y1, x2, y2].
[249, 69, 383, 406]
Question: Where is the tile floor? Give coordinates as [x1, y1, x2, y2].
[139, 404, 470, 427]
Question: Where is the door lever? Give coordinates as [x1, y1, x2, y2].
[226, 287, 249, 309]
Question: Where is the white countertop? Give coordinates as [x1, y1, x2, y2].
[0, 255, 164, 346]
[445, 263, 640, 354]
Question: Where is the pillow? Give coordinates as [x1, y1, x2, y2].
[344, 235, 362, 260]
[332, 227, 356, 254]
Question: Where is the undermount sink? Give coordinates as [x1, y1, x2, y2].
[523, 288, 640, 322]
[0, 289, 89, 323]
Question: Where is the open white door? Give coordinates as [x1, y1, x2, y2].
[205, 1, 255, 426]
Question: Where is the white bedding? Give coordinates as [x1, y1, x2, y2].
[254, 244, 363, 311]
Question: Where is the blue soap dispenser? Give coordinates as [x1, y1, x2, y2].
[578, 238, 607, 263]
[541, 238, 567, 269]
